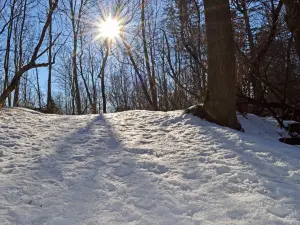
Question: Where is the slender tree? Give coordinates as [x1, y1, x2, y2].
[141, 0, 157, 110]
[47, 0, 53, 110]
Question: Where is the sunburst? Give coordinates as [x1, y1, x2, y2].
[98, 17, 121, 41]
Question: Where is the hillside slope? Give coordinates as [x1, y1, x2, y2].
[0, 108, 300, 224]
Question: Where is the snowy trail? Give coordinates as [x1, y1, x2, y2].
[1, 108, 300, 224]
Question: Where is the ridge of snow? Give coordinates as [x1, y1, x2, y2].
[0, 107, 300, 224]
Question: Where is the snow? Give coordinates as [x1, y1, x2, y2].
[0, 107, 300, 224]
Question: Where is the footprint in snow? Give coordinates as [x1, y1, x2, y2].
[183, 171, 199, 179]
[1, 142, 16, 148]
[125, 148, 154, 155]
[139, 161, 168, 175]
[216, 166, 231, 175]
[132, 198, 156, 210]
[266, 205, 292, 218]
[103, 182, 117, 192]
[71, 155, 86, 162]
[227, 208, 248, 219]
[13, 151, 26, 155]
[114, 166, 133, 177]
[199, 152, 210, 157]
[1, 168, 13, 174]
[228, 172, 259, 184]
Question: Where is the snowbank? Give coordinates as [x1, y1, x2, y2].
[0, 108, 299, 224]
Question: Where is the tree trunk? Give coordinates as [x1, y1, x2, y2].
[91, 64, 97, 114]
[141, 0, 157, 110]
[79, 34, 93, 113]
[13, 6, 21, 107]
[101, 70, 107, 114]
[47, 0, 53, 110]
[3, 0, 16, 107]
[23, 72, 28, 105]
[202, 0, 241, 130]
[70, 0, 82, 114]
[283, 0, 300, 58]
[122, 39, 153, 108]
[0, 67, 26, 107]
[72, 35, 81, 114]
[36, 68, 42, 108]
[14, 0, 27, 107]
[240, 0, 263, 108]
[98, 43, 109, 114]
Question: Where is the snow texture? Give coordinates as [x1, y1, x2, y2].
[0, 107, 300, 224]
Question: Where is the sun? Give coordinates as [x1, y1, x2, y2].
[98, 17, 121, 41]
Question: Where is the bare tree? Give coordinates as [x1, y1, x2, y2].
[141, 0, 157, 110]
[63, 0, 88, 114]
[13, 0, 28, 106]
[283, 0, 300, 57]
[0, 0, 59, 108]
[202, 0, 241, 130]
[47, 0, 53, 110]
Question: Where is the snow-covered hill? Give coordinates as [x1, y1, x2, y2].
[0, 108, 300, 225]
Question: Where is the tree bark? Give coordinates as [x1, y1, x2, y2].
[283, 0, 300, 57]
[202, 0, 241, 130]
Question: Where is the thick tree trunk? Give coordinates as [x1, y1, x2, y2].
[202, 0, 241, 130]
[283, 0, 300, 57]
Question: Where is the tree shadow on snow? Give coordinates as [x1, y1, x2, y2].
[27, 114, 169, 224]
[183, 115, 300, 220]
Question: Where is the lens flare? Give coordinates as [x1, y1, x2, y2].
[98, 17, 121, 40]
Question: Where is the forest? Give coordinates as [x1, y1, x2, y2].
[2, 1, 300, 223]
[0, 0, 299, 126]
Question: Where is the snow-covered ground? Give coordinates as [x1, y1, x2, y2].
[0, 108, 300, 225]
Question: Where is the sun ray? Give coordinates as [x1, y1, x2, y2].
[98, 16, 121, 41]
